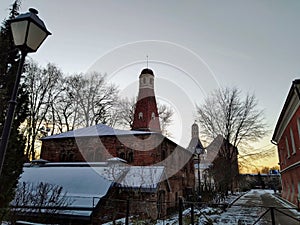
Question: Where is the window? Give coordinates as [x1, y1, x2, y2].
[151, 112, 155, 120]
[290, 128, 296, 155]
[60, 150, 74, 162]
[161, 150, 166, 160]
[298, 117, 300, 143]
[119, 152, 125, 160]
[138, 112, 143, 119]
[128, 151, 134, 163]
[60, 150, 66, 161]
[291, 180, 295, 202]
[298, 182, 300, 198]
[66, 151, 74, 161]
[150, 77, 153, 85]
[285, 136, 290, 158]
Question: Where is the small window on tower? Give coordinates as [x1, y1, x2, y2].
[143, 77, 146, 84]
[150, 78, 153, 85]
[151, 112, 155, 120]
[139, 112, 143, 119]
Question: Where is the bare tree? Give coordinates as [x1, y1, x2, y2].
[48, 76, 81, 133]
[197, 87, 267, 145]
[157, 104, 174, 136]
[196, 87, 267, 193]
[47, 72, 119, 133]
[114, 97, 136, 129]
[66, 72, 119, 127]
[10, 181, 72, 223]
[23, 61, 62, 160]
[115, 97, 174, 135]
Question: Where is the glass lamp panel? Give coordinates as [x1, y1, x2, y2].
[10, 20, 28, 46]
[27, 22, 47, 51]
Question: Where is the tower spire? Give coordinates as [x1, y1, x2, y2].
[132, 68, 161, 132]
[146, 55, 149, 68]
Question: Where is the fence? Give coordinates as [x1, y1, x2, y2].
[178, 199, 300, 225]
[6, 196, 300, 224]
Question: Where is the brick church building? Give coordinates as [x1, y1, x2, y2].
[39, 68, 195, 219]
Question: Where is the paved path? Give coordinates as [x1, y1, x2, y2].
[216, 189, 300, 225]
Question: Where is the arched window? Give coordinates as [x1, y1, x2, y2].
[161, 150, 166, 160]
[128, 151, 134, 163]
[290, 128, 296, 154]
[60, 150, 66, 161]
[66, 151, 74, 162]
[119, 152, 125, 160]
[297, 117, 300, 142]
[285, 136, 290, 158]
[139, 112, 143, 119]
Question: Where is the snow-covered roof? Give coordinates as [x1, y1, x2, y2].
[13, 163, 167, 217]
[187, 137, 204, 152]
[41, 123, 154, 140]
[15, 165, 118, 217]
[107, 157, 127, 163]
[118, 166, 167, 192]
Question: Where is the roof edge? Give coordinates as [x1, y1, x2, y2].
[272, 79, 300, 142]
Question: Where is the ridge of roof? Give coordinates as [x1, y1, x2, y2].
[41, 123, 155, 140]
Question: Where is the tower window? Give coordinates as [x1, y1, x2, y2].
[139, 112, 143, 119]
[150, 78, 153, 85]
[143, 77, 146, 84]
[151, 112, 155, 120]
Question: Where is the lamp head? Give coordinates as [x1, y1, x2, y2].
[9, 8, 51, 53]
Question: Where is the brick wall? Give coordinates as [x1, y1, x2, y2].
[41, 133, 195, 217]
[277, 104, 300, 206]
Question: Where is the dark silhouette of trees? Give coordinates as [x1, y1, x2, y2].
[23, 60, 63, 160]
[49, 72, 119, 131]
[23, 66, 120, 156]
[63, 72, 119, 128]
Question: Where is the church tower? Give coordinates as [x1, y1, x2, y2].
[187, 122, 204, 151]
[191, 123, 199, 139]
[132, 68, 161, 132]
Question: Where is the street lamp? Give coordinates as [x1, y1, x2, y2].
[195, 144, 205, 196]
[0, 8, 51, 175]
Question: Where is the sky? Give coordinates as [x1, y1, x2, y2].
[2, 0, 300, 171]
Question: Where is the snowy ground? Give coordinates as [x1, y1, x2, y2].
[213, 189, 267, 225]
[4, 190, 299, 224]
[103, 192, 242, 225]
[104, 189, 300, 225]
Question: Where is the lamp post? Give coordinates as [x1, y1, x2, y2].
[195, 144, 205, 196]
[0, 8, 51, 175]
